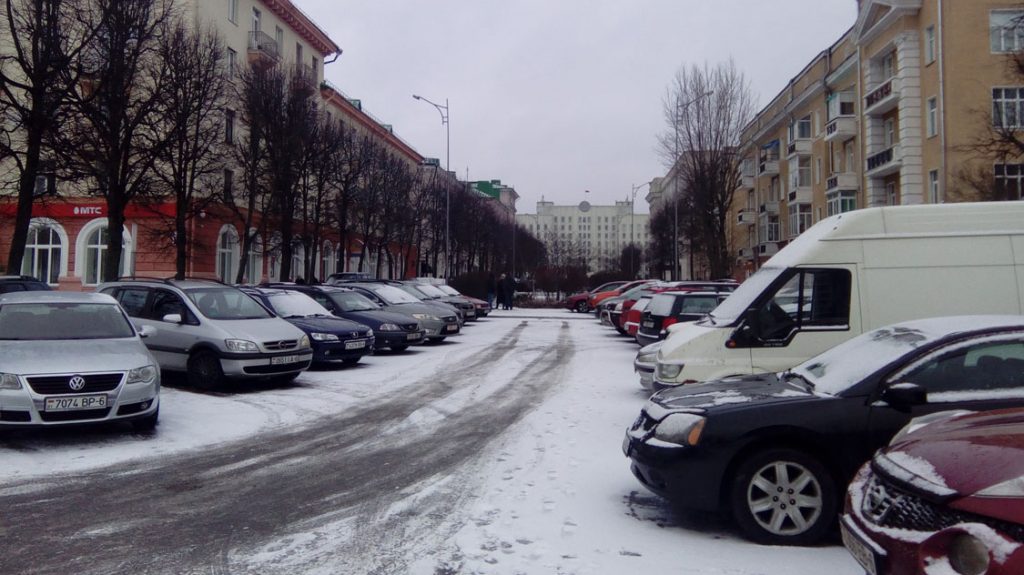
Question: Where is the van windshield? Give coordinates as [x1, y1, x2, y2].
[705, 267, 784, 324]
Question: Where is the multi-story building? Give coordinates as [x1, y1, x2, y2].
[517, 199, 650, 274]
[470, 180, 520, 222]
[730, 0, 1024, 279]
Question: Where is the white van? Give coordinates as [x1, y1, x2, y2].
[654, 201, 1024, 387]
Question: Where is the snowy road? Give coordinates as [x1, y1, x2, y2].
[0, 309, 862, 575]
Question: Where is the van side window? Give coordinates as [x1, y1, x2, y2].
[148, 289, 194, 324]
[751, 269, 851, 341]
[115, 288, 150, 317]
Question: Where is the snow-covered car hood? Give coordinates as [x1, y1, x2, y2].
[212, 317, 308, 344]
[0, 338, 156, 375]
[658, 320, 718, 360]
[648, 373, 817, 415]
[339, 309, 420, 329]
[284, 316, 371, 338]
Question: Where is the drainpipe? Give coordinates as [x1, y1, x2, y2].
[937, 0, 947, 203]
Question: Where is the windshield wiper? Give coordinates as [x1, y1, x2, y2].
[782, 370, 815, 391]
[283, 314, 308, 319]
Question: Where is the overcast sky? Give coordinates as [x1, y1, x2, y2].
[300, 1, 858, 214]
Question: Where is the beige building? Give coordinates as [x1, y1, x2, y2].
[730, 0, 1024, 279]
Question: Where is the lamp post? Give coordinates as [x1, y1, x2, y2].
[629, 181, 651, 279]
[672, 90, 714, 281]
[413, 94, 449, 278]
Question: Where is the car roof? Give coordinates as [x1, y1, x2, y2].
[100, 278, 232, 291]
[877, 315, 1024, 341]
[0, 291, 118, 305]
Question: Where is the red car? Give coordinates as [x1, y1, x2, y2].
[563, 281, 627, 313]
[589, 279, 652, 313]
[843, 407, 1024, 575]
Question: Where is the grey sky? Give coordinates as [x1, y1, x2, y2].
[301, 1, 858, 214]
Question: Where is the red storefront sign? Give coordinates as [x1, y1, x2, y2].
[0, 202, 176, 218]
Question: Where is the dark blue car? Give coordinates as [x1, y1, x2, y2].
[242, 288, 374, 365]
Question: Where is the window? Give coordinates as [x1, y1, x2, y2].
[223, 169, 234, 202]
[827, 190, 857, 216]
[226, 48, 236, 76]
[789, 115, 812, 141]
[991, 10, 1024, 53]
[827, 91, 856, 120]
[881, 51, 896, 80]
[788, 203, 812, 238]
[81, 224, 130, 285]
[925, 26, 936, 64]
[929, 169, 941, 203]
[886, 182, 898, 206]
[247, 232, 263, 284]
[148, 290, 194, 324]
[884, 118, 896, 148]
[216, 225, 239, 284]
[899, 337, 1024, 398]
[225, 109, 235, 144]
[296, 43, 303, 65]
[321, 241, 335, 279]
[275, 26, 284, 50]
[992, 88, 1024, 129]
[788, 156, 811, 190]
[927, 97, 938, 137]
[758, 213, 780, 244]
[995, 164, 1024, 200]
[291, 240, 304, 281]
[114, 288, 149, 317]
[228, 0, 238, 24]
[21, 222, 65, 284]
[251, 7, 261, 32]
[750, 268, 852, 342]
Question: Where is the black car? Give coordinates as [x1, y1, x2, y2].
[635, 291, 730, 347]
[263, 283, 426, 352]
[242, 288, 374, 365]
[0, 275, 52, 293]
[623, 315, 1024, 546]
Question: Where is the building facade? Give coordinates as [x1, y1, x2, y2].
[517, 200, 650, 274]
[730, 0, 1024, 279]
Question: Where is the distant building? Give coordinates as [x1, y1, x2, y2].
[470, 180, 519, 221]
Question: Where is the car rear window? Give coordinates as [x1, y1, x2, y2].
[0, 303, 135, 340]
[648, 294, 677, 316]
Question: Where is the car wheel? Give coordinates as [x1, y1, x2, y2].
[730, 448, 837, 546]
[131, 407, 159, 432]
[187, 350, 224, 390]
[390, 344, 409, 352]
[574, 300, 589, 313]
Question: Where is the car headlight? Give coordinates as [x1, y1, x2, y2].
[310, 332, 339, 342]
[378, 323, 401, 331]
[299, 335, 310, 349]
[225, 339, 259, 352]
[0, 373, 22, 390]
[948, 532, 990, 575]
[653, 413, 707, 446]
[412, 313, 439, 321]
[656, 362, 684, 380]
[127, 365, 157, 385]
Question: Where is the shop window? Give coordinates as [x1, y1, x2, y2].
[22, 221, 66, 284]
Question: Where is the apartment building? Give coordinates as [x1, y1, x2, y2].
[517, 200, 650, 273]
[471, 180, 520, 222]
[730, 0, 1024, 279]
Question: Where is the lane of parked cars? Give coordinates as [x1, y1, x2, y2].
[0, 275, 490, 432]
[570, 202, 1024, 574]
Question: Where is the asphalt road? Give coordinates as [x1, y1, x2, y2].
[0, 318, 574, 575]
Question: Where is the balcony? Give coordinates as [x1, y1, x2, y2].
[737, 209, 756, 226]
[758, 242, 779, 257]
[247, 31, 280, 69]
[291, 64, 317, 94]
[826, 172, 859, 192]
[758, 159, 779, 176]
[759, 201, 780, 215]
[864, 77, 900, 117]
[788, 187, 812, 204]
[865, 144, 903, 178]
[736, 160, 756, 190]
[825, 116, 857, 142]
[786, 139, 812, 158]
[738, 247, 754, 260]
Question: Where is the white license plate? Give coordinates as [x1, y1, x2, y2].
[345, 340, 366, 350]
[271, 355, 299, 365]
[445, 324, 458, 332]
[45, 395, 107, 411]
[840, 519, 878, 575]
[642, 321, 654, 328]
[406, 333, 421, 340]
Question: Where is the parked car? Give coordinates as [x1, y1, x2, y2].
[564, 281, 627, 313]
[622, 296, 652, 338]
[0, 291, 159, 430]
[261, 283, 426, 352]
[435, 284, 491, 317]
[340, 279, 467, 325]
[99, 278, 312, 388]
[635, 291, 731, 347]
[624, 315, 1024, 546]
[589, 279, 653, 315]
[604, 283, 672, 332]
[0, 275, 52, 293]
[241, 288, 374, 365]
[403, 282, 477, 322]
[340, 282, 460, 342]
[634, 341, 662, 392]
[326, 271, 373, 282]
[842, 407, 1024, 575]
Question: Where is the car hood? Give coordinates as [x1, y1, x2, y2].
[389, 302, 453, 319]
[649, 373, 817, 415]
[338, 310, 417, 328]
[883, 408, 1024, 499]
[658, 320, 717, 359]
[214, 317, 308, 342]
[0, 339, 155, 375]
[284, 316, 370, 336]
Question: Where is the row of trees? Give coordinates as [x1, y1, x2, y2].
[0, 0, 546, 283]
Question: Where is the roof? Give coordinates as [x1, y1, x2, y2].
[260, 0, 341, 56]
[0, 291, 117, 305]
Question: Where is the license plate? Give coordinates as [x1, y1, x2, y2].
[406, 333, 421, 340]
[345, 340, 366, 350]
[445, 324, 458, 332]
[643, 321, 654, 328]
[840, 518, 878, 575]
[45, 395, 107, 411]
[271, 355, 299, 365]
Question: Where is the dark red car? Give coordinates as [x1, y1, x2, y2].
[843, 407, 1024, 575]
[563, 281, 627, 313]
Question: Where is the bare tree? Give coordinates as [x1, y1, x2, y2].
[152, 19, 228, 279]
[0, 0, 98, 274]
[657, 60, 755, 279]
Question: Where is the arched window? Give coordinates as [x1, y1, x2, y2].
[321, 241, 335, 279]
[267, 232, 282, 282]
[77, 219, 132, 286]
[291, 240, 305, 281]
[21, 219, 68, 284]
[216, 225, 239, 284]
[246, 231, 263, 285]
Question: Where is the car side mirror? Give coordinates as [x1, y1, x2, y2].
[162, 313, 183, 324]
[882, 382, 928, 412]
[137, 324, 156, 338]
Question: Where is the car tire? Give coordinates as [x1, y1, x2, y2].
[187, 350, 224, 390]
[574, 301, 588, 313]
[390, 344, 409, 352]
[729, 448, 837, 546]
[131, 407, 159, 432]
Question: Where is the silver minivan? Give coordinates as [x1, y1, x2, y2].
[100, 279, 312, 388]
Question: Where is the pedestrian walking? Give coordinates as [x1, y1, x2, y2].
[496, 273, 507, 310]
[500, 273, 515, 310]
[487, 272, 497, 309]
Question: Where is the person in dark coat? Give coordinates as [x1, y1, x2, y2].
[496, 273, 507, 310]
[500, 273, 515, 310]
[487, 272, 497, 309]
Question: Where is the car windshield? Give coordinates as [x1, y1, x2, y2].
[648, 294, 677, 316]
[437, 285, 459, 296]
[416, 284, 448, 298]
[330, 291, 380, 312]
[369, 285, 423, 305]
[791, 325, 933, 396]
[394, 284, 431, 300]
[264, 292, 330, 318]
[706, 267, 785, 323]
[0, 302, 135, 340]
[186, 288, 272, 320]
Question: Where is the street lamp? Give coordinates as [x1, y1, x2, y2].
[672, 90, 713, 281]
[413, 94, 450, 278]
[629, 181, 651, 278]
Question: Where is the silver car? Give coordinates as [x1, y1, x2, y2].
[0, 291, 160, 430]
